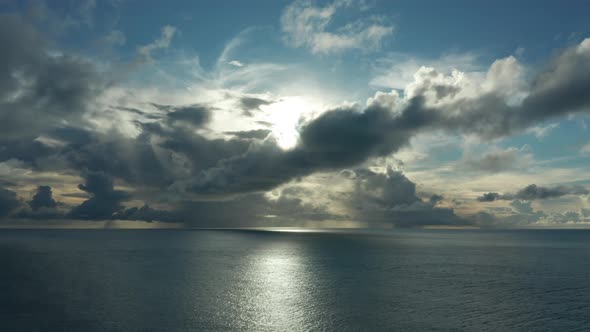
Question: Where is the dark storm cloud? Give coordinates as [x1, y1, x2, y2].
[0, 186, 21, 218]
[17, 121, 250, 189]
[0, 113, 253, 196]
[441, 42, 590, 139]
[0, 138, 56, 167]
[53, 128, 172, 187]
[184, 40, 590, 196]
[181, 139, 299, 194]
[150, 124, 252, 178]
[352, 168, 422, 207]
[29, 186, 57, 211]
[345, 168, 466, 227]
[50, 126, 94, 146]
[68, 171, 130, 220]
[0, 14, 104, 140]
[520, 41, 590, 121]
[295, 102, 422, 168]
[183, 100, 429, 194]
[14, 185, 64, 219]
[477, 184, 589, 202]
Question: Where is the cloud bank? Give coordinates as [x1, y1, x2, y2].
[478, 184, 589, 202]
[1, 6, 590, 229]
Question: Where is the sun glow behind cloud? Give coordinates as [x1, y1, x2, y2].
[264, 96, 316, 150]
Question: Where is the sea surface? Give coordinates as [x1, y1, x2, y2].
[1, 228, 589, 331]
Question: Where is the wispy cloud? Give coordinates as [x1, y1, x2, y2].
[137, 25, 177, 63]
[281, 0, 393, 55]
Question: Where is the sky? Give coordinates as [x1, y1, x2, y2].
[0, 0, 589, 229]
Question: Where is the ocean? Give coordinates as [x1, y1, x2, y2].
[1, 229, 589, 331]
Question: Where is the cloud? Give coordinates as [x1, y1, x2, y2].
[514, 184, 589, 200]
[137, 25, 176, 63]
[477, 192, 502, 202]
[0, 186, 20, 218]
[527, 123, 559, 138]
[101, 30, 126, 46]
[114, 204, 176, 223]
[29, 185, 57, 211]
[224, 129, 272, 140]
[6, 113, 253, 192]
[429, 194, 444, 205]
[548, 210, 583, 224]
[164, 105, 212, 127]
[239, 96, 273, 113]
[281, 0, 393, 55]
[177, 100, 418, 195]
[157, 168, 464, 228]
[112, 189, 340, 227]
[0, 14, 105, 140]
[68, 171, 130, 220]
[1, 9, 590, 230]
[228, 60, 244, 67]
[178, 192, 340, 227]
[477, 184, 589, 202]
[510, 199, 534, 214]
[181, 35, 590, 196]
[473, 200, 590, 228]
[463, 146, 534, 173]
[343, 168, 466, 227]
[473, 203, 546, 228]
[11, 185, 64, 219]
[183, 34, 590, 195]
[370, 53, 481, 90]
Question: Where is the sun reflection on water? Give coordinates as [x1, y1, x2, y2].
[241, 240, 320, 330]
[185, 231, 328, 330]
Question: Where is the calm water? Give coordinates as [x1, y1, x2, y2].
[1, 229, 589, 331]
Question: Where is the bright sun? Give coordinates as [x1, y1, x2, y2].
[264, 96, 315, 150]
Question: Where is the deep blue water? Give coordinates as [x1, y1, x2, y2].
[1, 229, 589, 331]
